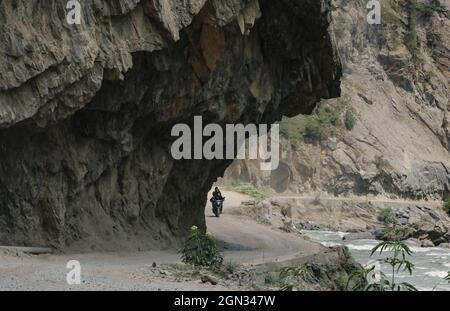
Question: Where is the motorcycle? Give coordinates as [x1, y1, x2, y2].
[211, 197, 225, 217]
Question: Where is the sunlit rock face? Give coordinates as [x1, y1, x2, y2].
[225, 0, 450, 202]
[0, 0, 341, 250]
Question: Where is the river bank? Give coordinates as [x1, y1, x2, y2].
[303, 230, 450, 291]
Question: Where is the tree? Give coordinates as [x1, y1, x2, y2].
[348, 225, 417, 291]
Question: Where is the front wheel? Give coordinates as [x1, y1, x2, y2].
[212, 205, 220, 217]
[213, 208, 220, 217]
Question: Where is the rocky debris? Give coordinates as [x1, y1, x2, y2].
[439, 243, 450, 249]
[404, 238, 422, 247]
[159, 269, 172, 276]
[419, 239, 435, 248]
[371, 204, 450, 246]
[221, 245, 362, 291]
[200, 274, 219, 285]
[0, 246, 53, 255]
[395, 205, 450, 246]
[296, 220, 330, 231]
[0, 0, 341, 250]
[294, 246, 362, 291]
[342, 231, 376, 241]
[243, 196, 450, 247]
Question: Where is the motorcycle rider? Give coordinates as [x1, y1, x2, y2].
[210, 187, 225, 215]
[212, 187, 224, 201]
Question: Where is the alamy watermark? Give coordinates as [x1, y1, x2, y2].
[66, 260, 81, 285]
[171, 116, 280, 171]
[66, 1, 382, 26]
[66, 0, 81, 25]
[367, 0, 381, 25]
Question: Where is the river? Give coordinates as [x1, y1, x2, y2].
[303, 230, 450, 291]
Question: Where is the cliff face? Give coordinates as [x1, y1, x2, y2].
[226, 0, 450, 200]
[0, 0, 341, 250]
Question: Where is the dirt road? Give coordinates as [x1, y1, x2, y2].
[0, 191, 326, 291]
[274, 194, 442, 207]
[205, 191, 324, 265]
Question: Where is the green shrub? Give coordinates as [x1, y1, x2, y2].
[416, 0, 445, 16]
[231, 182, 266, 202]
[303, 118, 325, 142]
[223, 261, 238, 274]
[404, 0, 422, 65]
[181, 226, 223, 270]
[279, 265, 313, 291]
[279, 118, 303, 148]
[443, 198, 450, 215]
[344, 111, 357, 130]
[377, 207, 395, 224]
[333, 14, 346, 41]
[264, 274, 275, 285]
[279, 103, 340, 145]
[316, 105, 340, 126]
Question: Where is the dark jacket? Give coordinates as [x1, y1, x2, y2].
[211, 190, 223, 202]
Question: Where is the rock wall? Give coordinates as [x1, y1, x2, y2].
[0, 0, 341, 250]
[225, 0, 450, 200]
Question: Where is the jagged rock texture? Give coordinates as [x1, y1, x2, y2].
[0, 0, 341, 250]
[226, 0, 450, 200]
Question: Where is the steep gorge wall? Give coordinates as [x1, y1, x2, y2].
[0, 0, 341, 250]
[226, 0, 450, 200]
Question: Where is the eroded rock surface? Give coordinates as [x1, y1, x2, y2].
[0, 0, 341, 250]
[226, 0, 450, 200]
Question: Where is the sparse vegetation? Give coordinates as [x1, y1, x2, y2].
[230, 182, 266, 202]
[380, 0, 403, 27]
[377, 207, 396, 224]
[278, 265, 313, 291]
[416, 0, 446, 16]
[379, 0, 404, 47]
[303, 118, 325, 142]
[333, 14, 346, 41]
[213, 260, 240, 279]
[264, 274, 276, 285]
[443, 198, 450, 215]
[347, 265, 378, 291]
[404, 0, 422, 66]
[279, 117, 303, 148]
[344, 110, 357, 130]
[316, 104, 340, 126]
[181, 226, 223, 270]
[381, 0, 440, 68]
[374, 155, 393, 172]
[279, 102, 340, 145]
[222, 261, 238, 275]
